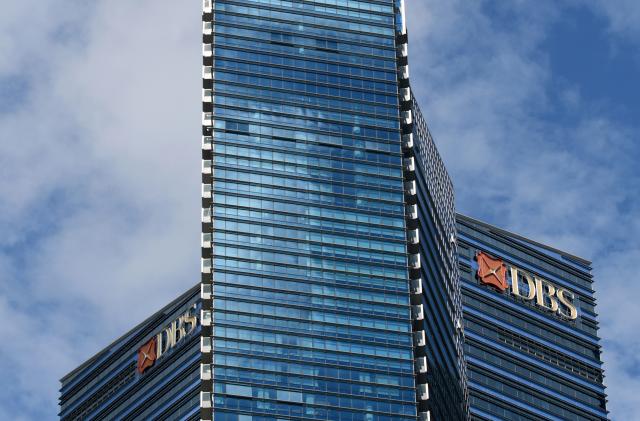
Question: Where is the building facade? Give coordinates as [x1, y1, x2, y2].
[405, 99, 468, 420]
[456, 214, 608, 421]
[59, 286, 202, 421]
[199, 0, 465, 420]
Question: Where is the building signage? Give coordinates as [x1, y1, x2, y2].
[137, 304, 199, 374]
[475, 251, 578, 320]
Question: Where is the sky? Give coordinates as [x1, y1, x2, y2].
[0, 0, 637, 419]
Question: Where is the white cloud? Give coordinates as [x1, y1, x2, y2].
[0, 0, 200, 418]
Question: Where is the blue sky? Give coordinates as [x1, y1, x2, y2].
[0, 1, 637, 419]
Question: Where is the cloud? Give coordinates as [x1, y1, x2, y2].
[0, 0, 200, 418]
[587, 0, 640, 43]
[407, 1, 640, 419]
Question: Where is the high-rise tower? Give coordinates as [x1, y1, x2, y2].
[200, 0, 466, 419]
[456, 214, 608, 420]
[405, 100, 468, 420]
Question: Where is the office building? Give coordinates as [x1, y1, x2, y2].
[456, 214, 608, 420]
[59, 286, 202, 420]
[404, 99, 468, 420]
[199, 0, 465, 419]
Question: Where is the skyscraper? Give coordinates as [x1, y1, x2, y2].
[59, 286, 202, 420]
[407, 100, 468, 420]
[456, 214, 608, 420]
[199, 0, 464, 419]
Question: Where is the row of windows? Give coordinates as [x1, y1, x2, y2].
[214, 58, 396, 95]
[211, 233, 406, 267]
[463, 291, 600, 358]
[211, 259, 409, 291]
[212, 218, 405, 252]
[214, 119, 401, 157]
[214, 284, 409, 319]
[215, 10, 395, 48]
[211, 195, 405, 230]
[214, 310, 411, 346]
[213, 382, 415, 416]
[213, 272, 409, 305]
[466, 343, 605, 409]
[216, 30, 396, 71]
[213, 396, 414, 421]
[126, 375, 199, 421]
[214, 106, 399, 143]
[469, 371, 597, 421]
[213, 157, 400, 190]
[213, 298, 410, 334]
[215, 70, 398, 106]
[214, 353, 414, 388]
[215, 31, 396, 74]
[160, 391, 199, 421]
[212, 181, 404, 214]
[211, 227, 406, 263]
[215, 338, 413, 375]
[63, 363, 135, 421]
[230, 0, 395, 24]
[91, 346, 200, 420]
[213, 160, 399, 197]
[216, 2, 395, 36]
[214, 92, 398, 130]
[465, 318, 604, 383]
[213, 168, 403, 202]
[212, 206, 405, 241]
[469, 393, 539, 421]
[209, 248, 408, 280]
[214, 144, 401, 179]
[213, 130, 401, 163]
[295, 0, 395, 15]
[498, 331, 603, 384]
[213, 237, 406, 266]
[215, 81, 397, 119]
[214, 366, 415, 402]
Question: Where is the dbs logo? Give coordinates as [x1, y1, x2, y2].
[476, 251, 508, 292]
[137, 337, 157, 374]
[475, 251, 578, 321]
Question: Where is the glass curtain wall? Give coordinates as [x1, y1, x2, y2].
[201, 1, 417, 420]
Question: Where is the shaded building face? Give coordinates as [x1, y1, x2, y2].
[406, 100, 469, 420]
[456, 215, 608, 421]
[200, 1, 423, 420]
[59, 287, 202, 420]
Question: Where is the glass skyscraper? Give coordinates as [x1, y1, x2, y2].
[200, 0, 464, 420]
[408, 100, 468, 420]
[456, 214, 608, 420]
